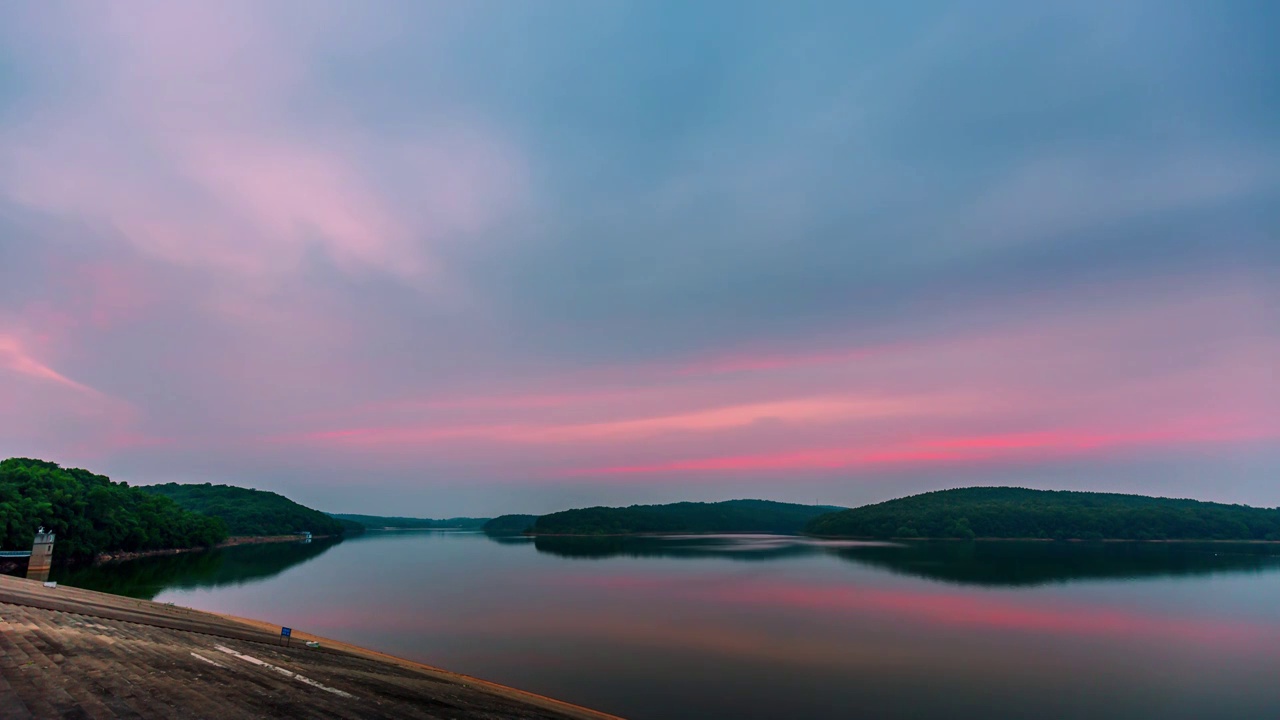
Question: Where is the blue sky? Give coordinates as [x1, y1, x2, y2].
[0, 1, 1276, 515]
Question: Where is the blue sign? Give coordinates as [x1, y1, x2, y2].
[281, 627, 292, 638]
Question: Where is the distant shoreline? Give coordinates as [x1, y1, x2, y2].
[361, 526, 477, 531]
[527, 531, 1280, 544]
[95, 533, 336, 564]
[525, 530, 803, 538]
[807, 535, 1280, 544]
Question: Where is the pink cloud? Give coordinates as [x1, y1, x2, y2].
[0, 3, 534, 470]
[572, 421, 1279, 477]
[0, 333, 100, 396]
[0, 1, 526, 283]
[345, 389, 644, 415]
[0, 329, 154, 462]
[670, 341, 908, 376]
[251, 281, 1277, 487]
[282, 393, 976, 448]
[0, 3, 1273, 514]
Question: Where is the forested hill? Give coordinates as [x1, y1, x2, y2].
[0, 458, 227, 561]
[804, 487, 1280, 541]
[533, 500, 844, 536]
[142, 483, 353, 537]
[482, 514, 539, 535]
[331, 514, 489, 530]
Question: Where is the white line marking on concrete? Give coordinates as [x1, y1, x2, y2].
[213, 645, 356, 699]
[190, 652, 226, 668]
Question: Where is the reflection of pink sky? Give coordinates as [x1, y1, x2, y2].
[567, 574, 1280, 647]
[718, 584, 1269, 644]
[271, 572, 1279, 657]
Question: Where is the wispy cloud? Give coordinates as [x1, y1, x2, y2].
[573, 422, 1279, 477]
[1, 1, 526, 282]
[0, 1, 1275, 513]
[0, 333, 100, 396]
[276, 393, 977, 447]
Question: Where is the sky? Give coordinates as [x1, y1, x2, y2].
[0, 1, 1277, 516]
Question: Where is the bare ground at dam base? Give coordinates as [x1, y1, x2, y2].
[0, 573, 622, 720]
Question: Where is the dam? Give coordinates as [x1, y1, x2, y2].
[0, 573, 621, 719]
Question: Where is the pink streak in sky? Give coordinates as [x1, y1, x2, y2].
[0, 1, 526, 282]
[573, 422, 1280, 477]
[0, 334, 101, 396]
[231, 282, 1280, 493]
[279, 394, 976, 447]
[670, 340, 912, 376]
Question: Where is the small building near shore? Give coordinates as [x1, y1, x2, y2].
[27, 527, 55, 582]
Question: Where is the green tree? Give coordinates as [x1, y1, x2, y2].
[141, 483, 351, 537]
[0, 458, 227, 562]
[532, 500, 843, 535]
[950, 518, 976, 540]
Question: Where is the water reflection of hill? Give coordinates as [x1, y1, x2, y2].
[484, 533, 534, 546]
[830, 540, 1280, 587]
[530, 534, 822, 561]
[336, 527, 477, 543]
[53, 538, 342, 600]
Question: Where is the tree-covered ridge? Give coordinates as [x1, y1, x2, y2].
[142, 483, 351, 537]
[0, 458, 227, 561]
[804, 487, 1280, 541]
[482, 514, 539, 535]
[533, 500, 844, 536]
[331, 514, 489, 530]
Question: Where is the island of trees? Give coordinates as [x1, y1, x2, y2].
[0, 458, 227, 562]
[532, 500, 843, 536]
[804, 487, 1280, 541]
[142, 483, 358, 537]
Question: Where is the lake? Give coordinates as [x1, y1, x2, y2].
[50, 532, 1280, 720]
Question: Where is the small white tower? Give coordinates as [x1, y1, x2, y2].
[27, 527, 55, 581]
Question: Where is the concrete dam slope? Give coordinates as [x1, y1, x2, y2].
[0, 574, 622, 720]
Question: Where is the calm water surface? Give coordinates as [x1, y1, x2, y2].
[53, 533, 1280, 719]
